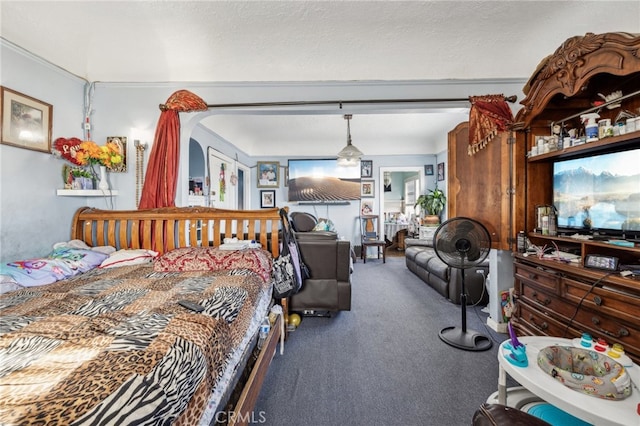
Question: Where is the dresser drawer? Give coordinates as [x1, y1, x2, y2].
[519, 282, 558, 312]
[514, 261, 560, 294]
[562, 278, 640, 328]
[515, 302, 571, 337]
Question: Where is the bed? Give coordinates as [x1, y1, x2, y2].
[0, 206, 284, 426]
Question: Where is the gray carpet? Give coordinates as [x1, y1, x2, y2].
[255, 257, 509, 425]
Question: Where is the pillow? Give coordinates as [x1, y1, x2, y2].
[48, 247, 109, 273]
[100, 249, 159, 268]
[537, 345, 631, 400]
[153, 247, 272, 282]
[1, 247, 109, 287]
[0, 274, 23, 294]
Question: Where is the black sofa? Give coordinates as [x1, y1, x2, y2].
[404, 238, 489, 305]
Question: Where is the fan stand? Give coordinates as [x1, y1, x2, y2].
[438, 251, 493, 351]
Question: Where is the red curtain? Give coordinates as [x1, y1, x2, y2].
[138, 90, 208, 209]
[468, 94, 514, 156]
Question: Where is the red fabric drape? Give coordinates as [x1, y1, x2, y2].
[138, 90, 208, 209]
[468, 94, 514, 156]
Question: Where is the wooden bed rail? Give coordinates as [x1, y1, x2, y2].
[71, 206, 281, 257]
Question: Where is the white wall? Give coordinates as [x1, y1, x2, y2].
[1, 42, 87, 261]
[0, 39, 525, 262]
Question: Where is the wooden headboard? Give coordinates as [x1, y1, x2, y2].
[71, 206, 281, 257]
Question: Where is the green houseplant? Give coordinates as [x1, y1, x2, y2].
[415, 187, 446, 225]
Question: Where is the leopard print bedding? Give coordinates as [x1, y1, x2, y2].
[0, 261, 271, 425]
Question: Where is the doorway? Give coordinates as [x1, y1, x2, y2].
[379, 166, 424, 250]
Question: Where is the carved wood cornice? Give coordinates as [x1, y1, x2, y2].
[515, 32, 640, 127]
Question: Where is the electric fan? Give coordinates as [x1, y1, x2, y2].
[434, 217, 492, 351]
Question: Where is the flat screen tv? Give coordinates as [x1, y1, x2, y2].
[288, 159, 361, 202]
[552, 148, 640, 240]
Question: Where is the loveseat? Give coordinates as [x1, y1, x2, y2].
[287, 212, 352, 314]
[405, 238, 488, 305]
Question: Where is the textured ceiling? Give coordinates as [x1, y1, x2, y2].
[2, 1, 639, 156]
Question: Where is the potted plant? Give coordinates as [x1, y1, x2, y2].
[415, 187, 446, 225]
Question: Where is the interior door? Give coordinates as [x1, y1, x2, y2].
[207, 148, 236, 209]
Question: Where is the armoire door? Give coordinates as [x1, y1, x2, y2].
[447, 121, 524, 251]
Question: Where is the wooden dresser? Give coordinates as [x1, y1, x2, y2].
[510, 32, 640, 364]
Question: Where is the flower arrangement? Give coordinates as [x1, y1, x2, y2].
[75, 141, 123, 169]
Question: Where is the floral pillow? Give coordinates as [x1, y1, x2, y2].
[153, 247, 272, 282]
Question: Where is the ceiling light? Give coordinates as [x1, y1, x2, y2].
[336, 114, 363, 166]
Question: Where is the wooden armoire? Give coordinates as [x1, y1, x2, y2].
[447, 122, 525, 251]
[512, 32, 640, 363]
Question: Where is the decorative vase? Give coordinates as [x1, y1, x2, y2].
[98, 165, 109, 191]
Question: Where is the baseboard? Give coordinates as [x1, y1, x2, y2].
[487, 316, 508, 333]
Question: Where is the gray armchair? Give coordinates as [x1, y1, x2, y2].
[289, 231, 352, 315]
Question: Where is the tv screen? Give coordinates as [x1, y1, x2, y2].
[288, 159, 361, 202]
[553, 149, 640, 237]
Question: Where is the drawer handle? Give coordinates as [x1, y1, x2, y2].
[531, 291, 551, 306]
[528, 273, 537, 280]
[591, 317, 630, 338]
[593, 295, 602, 306]
[528, 314, 548, 331]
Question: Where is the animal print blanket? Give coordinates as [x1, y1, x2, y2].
[0, 259, 272, 425]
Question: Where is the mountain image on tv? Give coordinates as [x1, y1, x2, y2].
[553, 153, 640, 232]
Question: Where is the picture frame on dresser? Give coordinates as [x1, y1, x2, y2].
[1, 86, 53, 153]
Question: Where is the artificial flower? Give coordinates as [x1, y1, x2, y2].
[75, 141, 122, 169]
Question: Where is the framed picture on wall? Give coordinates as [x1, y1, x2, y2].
[360, 179, 375, 198]
[257, 161, 279, 188]
[360, 160, 373, 178]
[437, 162, 445, 181]
[260, 190, 276, 208]
[106, 136, 127, 172]
[360, 200, 374, 215]
[1, 86, 53, 153]
[424, 164, 434, 176]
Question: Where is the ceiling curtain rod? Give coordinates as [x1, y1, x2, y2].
[204, 95, 518, 110]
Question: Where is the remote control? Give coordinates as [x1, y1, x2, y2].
[178, 300, 205, 313]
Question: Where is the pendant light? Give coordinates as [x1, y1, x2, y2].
[336, 114, 363, 166]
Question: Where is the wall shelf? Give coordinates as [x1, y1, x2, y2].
[57, 189, 119, 196]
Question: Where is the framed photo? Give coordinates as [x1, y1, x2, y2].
[106, 136, 127, 172]
[360, 179, 375, 198]
[425, 164, 434, 176]
[257, 161, 279, 188]
[260, 190, 276, 208]
[437, 162, 445, 181]
[360, 200, 374, 215]
[360, 160, 373, 178]
[1, 86, 52, 153]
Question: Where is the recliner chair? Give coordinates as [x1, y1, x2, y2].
[288, 230, 352, 314]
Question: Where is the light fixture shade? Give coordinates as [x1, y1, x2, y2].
[336, 156, 360, 167]
[336, 142, 363, 159]
[337, 114, 363, 166]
